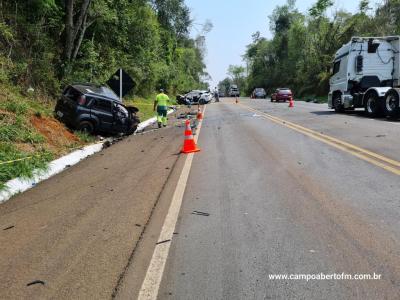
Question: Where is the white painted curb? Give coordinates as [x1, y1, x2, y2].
[0, 109, 176, 204]
[0, 142, 104, 204]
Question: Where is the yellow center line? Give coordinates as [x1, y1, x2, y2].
[238, 102, 400, 176]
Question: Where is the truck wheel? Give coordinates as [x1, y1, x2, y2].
[383, 90, 400, 118]
[364, 92, 382, 117]
[333, 96, 344, 112]
[78, 120, 95, 134]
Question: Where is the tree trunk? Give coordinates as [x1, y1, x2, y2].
[64, 0, 92, 61]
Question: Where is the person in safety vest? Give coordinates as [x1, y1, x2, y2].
[154, 89, 170, 128]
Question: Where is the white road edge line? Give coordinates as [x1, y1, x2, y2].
[138, 106, 206, 300]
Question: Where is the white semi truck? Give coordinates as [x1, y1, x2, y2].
[328, 36, 400, 118]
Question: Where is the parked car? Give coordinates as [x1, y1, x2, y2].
[271, 88, 293, 102]
[55, 83, 140, 135]
[252, 88, 267, 99]
[218, 90, 225, 97]
[229, 85, 240, 97]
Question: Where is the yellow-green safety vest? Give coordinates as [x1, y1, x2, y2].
[156, 93, 169, 107]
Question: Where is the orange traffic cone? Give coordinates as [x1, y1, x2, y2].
[197, 107, 203, 120]
[288, 97, 294, 108]
[181, 120, 200, 154]
[235, 97, 239, 104]
[184, 119, 192, 136]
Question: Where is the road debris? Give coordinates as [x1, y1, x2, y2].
[191, 210, 210, 216]
[3, 225, 14, 231]
[26, 280, 45, 287]
[156, 239, 171, 245]
[103, 141, 112, 149]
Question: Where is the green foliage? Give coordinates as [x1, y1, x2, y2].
[218, 77, 233, 94]
[0, 142, 53, 189]
[0, 83, 94, 188]
[0, 0, 209, 97]
[244, 0, 400, 97]
[226, 65, 247, 95]
[74, 131, 96, 144]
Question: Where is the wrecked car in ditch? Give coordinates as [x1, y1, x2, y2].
[55, 84, 140, 135]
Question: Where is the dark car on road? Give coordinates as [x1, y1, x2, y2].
[55, 84, 140, 135]
[252, 88, 267, 99]
[271, 88, 293, 102]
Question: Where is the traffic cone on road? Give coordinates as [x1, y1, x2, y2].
[181, 120, 200, 154]
[288, 97, 294, 108]
[235, 97, 239, 104]
[184, 119, 192, 136]
[197, 107, 203, 120]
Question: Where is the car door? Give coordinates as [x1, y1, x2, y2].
[56, 87, 81, 120]
[90, 98, 113, 132]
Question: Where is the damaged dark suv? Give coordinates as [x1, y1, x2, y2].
[55, 84, 140, 135]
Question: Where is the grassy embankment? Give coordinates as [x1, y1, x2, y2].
[0, 87, 175, 189]
[0, 84, 94, 189]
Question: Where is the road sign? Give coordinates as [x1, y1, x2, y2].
[106, 69, 135, 100]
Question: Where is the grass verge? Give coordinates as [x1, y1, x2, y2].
[125, 95, 177, 121]
[0, 84, 88, 189]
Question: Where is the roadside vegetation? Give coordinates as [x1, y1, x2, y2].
[125, 95, 178, 121]
[0, 0, 210, 188]
[0, 84, 89, 188]
[219, 0, 400, 99]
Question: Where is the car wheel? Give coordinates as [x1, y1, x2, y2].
[383, 90, 400, 118]
[364, 92, 382, 117]
[78, 120, 95, 134]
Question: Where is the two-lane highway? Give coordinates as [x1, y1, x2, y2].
[1, 98, 400, 300]
[152, 98, 400, 299]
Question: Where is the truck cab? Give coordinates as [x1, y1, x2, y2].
[328, 36, 400, 117]
[229, 85, 240, 97]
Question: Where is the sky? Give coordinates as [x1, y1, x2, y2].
[185, 0, 381, 88]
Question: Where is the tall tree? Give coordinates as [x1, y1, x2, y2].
[64, 0, 93, 61]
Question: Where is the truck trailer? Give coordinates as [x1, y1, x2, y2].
[328, 36, 400, 117]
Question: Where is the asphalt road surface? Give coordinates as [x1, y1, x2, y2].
[1, 99, 400, 299]
[157, 98, 400, 300]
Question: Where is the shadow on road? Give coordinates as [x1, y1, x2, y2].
[310, 110, 400, 122]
